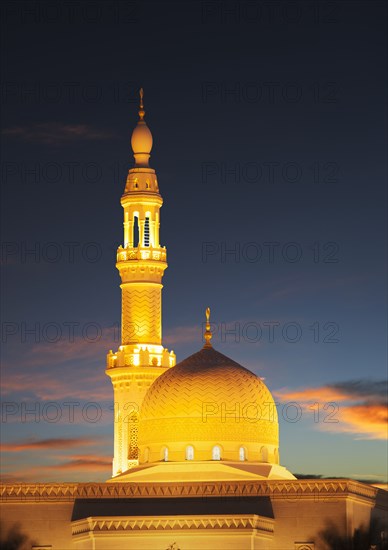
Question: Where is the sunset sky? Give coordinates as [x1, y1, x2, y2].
[1, 0, 387, 484]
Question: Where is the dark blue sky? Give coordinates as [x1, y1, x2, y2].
[1, 0, 387, 482]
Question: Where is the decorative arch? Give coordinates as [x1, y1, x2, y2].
[212, 445, 221, 460]
[260, 446, 268, 462]
[185, 445, 194, 461]
[239, 446, 247, 461]
[133, 212, 140, 247]
[274, 447, 279, 464]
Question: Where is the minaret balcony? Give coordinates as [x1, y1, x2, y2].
[117, 245, 167, 263]
[106, 345, 176, 370]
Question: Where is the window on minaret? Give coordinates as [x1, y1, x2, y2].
[144, 216, 150, 246]
[133, 216, 139, 247]
[186, 445, 194, 460]
[239, 447, 246, 461]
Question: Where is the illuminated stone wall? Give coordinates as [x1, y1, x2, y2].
[0, 480, 385, 550]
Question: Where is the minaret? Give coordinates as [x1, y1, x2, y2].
[106, 89, 176, 477]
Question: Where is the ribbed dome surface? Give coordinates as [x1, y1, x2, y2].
[138, 347, 279, 463]
[141, 347, 276, 419]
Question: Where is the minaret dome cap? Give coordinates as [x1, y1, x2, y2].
[131, 88, 153, 167]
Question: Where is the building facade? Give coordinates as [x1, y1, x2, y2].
[1, 93, 386, 550]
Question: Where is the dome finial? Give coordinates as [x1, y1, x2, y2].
[131, 87, 153, 167]
[139, 87, 145, 121]
[203, 307, 212, 348]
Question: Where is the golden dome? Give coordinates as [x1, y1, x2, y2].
[138, 346, 279, 464]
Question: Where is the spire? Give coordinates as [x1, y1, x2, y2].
[138, 87, 145, 120]
[203, 307, 213, 348]
[131, 87, 153, 167]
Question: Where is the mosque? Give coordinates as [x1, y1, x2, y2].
[0, 91, 386, 549]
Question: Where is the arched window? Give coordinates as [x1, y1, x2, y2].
[144, 216, 150, 246]
[144, 447, 149, 463]
[186, 445, 194, 460]
[212, 445, 221, 460]
[162, 447, 168, 462]
[239, 446, 246, 461]
[260, 446, 268, 463]
[133, 215, 139, 247]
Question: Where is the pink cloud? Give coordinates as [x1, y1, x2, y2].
[7, 326, 117, 369]
[1, 327, 116, 400]
[1, 371, 111, 401]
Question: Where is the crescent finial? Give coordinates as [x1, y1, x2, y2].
[204, 307, 212, 348]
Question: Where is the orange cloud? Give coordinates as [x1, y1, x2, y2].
[274, 380, 387, 440]
[0, 437, 103, 452]
[45, 455, 111, 472]
[0, 454, 112, 482]
[339, 404, 387, 440]
[275, 386, 349, 403]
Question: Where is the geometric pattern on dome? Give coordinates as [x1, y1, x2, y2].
[140, 417, 278, 445]
[139, 346, 279, 449]
[141, 347, 278, 422]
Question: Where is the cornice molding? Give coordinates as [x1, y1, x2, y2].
[0, 479, 381, 503]
[71, 514, 274, 537]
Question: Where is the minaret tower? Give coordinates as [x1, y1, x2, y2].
[106, 89, 176, 477]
